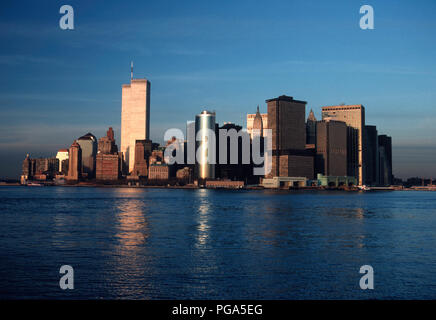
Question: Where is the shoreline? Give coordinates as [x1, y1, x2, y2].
[1, 183, 435, 191]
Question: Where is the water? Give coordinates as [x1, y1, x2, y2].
[0, 186, 435, 299]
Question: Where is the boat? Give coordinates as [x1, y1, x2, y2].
[358, 185, 371, 191]
[27, 182, 43, 187]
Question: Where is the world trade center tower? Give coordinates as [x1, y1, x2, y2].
[121, 77, 151, 173]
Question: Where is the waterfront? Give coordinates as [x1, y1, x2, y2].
[0, 186, 435, 299]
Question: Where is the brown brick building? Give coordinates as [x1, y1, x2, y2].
[132, 139, 152, 177]
[266, 95, 314, 179]
[95, 127, 121, 181]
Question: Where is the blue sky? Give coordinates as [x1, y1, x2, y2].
[0, 0, 436, 179]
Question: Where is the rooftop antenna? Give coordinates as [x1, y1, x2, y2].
[130, 61, 133, 80]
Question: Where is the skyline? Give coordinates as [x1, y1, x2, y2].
[1, 0, 436, 179]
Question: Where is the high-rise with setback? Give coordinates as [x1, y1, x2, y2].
[321, 104, 366, 185]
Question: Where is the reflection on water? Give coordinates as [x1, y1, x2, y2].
[195, 189, 211, 249]
[115, 199, 149, 248]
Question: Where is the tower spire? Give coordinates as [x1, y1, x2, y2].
[130, 61, 133, 80]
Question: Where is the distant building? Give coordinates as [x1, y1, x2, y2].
[247, 106, 268, 137]
[132, 139, 152, 177]
[322, 104, 366, 185]
[216, 122, 252, 182]
[77, 132, 97, 179]
[266, 95, 314, 179]
[21, 154, 60, 182]
[195, 110, 216, 180]
[262, 176, 307, 189]
[306, 109, 317, 145]
[149, 149, 164, 164]
[148, 163, 169, 180]
[121, 78, 151, 173]
[206, 180, 244, 189]
[56, 149, 69, 173]
[96, 128, 121, 181]
[378, 135, 393, 186]
[315, 120, 347, 177]
[364, 125, 379, 186]
[22, 154, 32, 179]
[67, 141, 81, 181]
[176, 167, 193, 182]
[316, 174, 357, 187]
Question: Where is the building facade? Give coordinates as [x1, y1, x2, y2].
[132, 139, 152, 177]
[364, 125, 379, 186]
[266, 95, 313, 179]
[378, 135, 393, 186]
[148, 163, 169, 180]
[121, 78, 151, 173]
[195, 110, 216, 180]
[315, 120, 347, 177]
[247, 107, 268, 137]
[306, 109, 317, 145]
[77, 133, 97, 179]
[96, 127, 121, 181]
[67, 141, 81, 181]
[321, 104, 366, 185]
[56, 149, 69, 173]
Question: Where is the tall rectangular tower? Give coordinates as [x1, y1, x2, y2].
[267, 95, 307, 152]
[266, 95, 313, 179]
[121, 78, 151, 173]
[321, 105, 365, 185]
[315, 120, 347, 177]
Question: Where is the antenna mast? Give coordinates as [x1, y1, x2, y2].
[130, 61, 133, 80]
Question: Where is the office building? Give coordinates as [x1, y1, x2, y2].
[56, 149, 69, 173]
[364, 125, 379, 186]
[96, 127, 121, 181]
[132, 139, 152, 177]
[378, 135, 393, 186]
[77, 132, 97, 179]
[315, 120, 347, 177]
[321, 104, 365, 185]
[121, 78, 151, 173]
[306, 109, 317, 145]
[266, 95, 313, 179]
[247, 106, 268, 137]
[148, 163, 169, 180]
[67, 141, 81, 181]
[195, 110, 216, 180]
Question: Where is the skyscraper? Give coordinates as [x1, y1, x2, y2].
[378, 135, 393, 186]
[77, 133, 98, 179]
[315, 120, 347, 177]
[321, 105, 366, 185]
[67, 141, 81, 181]
[121, 78, 151, 173]
[266, 95, 313, 179]
[195, 110, 216, 180]
[247, 106, 267, 137]
[306, 109, 317, 145]
[96, 127, 121, 181]
[364, 125, 379, 186]
[56, 149, 69, 173]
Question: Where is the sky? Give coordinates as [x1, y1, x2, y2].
[0, 0, 436, 179]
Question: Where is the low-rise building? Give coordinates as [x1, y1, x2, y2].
[148, 162, 169, 180]
[262, 176, 307, 189]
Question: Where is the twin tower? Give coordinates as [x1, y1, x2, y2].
[121, 78, 151, 173]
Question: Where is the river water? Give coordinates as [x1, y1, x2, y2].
[0, 186, 435, 299]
